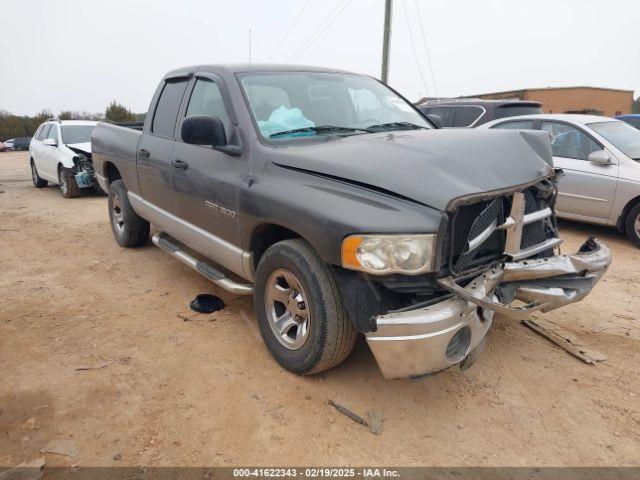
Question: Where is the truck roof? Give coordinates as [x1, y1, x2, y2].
[164, 63, 357, 79]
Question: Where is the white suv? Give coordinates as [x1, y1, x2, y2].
[29, 119, 98, 198]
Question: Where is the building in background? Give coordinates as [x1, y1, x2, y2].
[461, 86, 634, 117]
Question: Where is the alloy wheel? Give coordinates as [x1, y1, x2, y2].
[264, 268, 311, 350]
[111, 193, 125, 235]
[59, 170, 68, 196]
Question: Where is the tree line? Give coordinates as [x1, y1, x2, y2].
[0, 101, 145, 140]
[2, 97, 639, 141]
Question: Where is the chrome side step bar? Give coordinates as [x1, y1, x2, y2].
[151, 232, 253, 295]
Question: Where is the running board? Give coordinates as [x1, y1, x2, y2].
[151, 232, 253, 295]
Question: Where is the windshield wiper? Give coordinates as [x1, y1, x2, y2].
[270, 125, 369, 138]
[365, 121, 426, 131]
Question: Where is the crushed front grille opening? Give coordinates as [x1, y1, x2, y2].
[445, 185, 558, 276]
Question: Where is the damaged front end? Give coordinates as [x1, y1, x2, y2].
[68, 146, 96, 189]
[365, 179, 612, 379]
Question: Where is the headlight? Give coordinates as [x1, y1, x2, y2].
[341, 234, 437, 275]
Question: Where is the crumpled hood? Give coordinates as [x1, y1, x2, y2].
[272, 128, 553, 211]
[66, 142, 92, 154]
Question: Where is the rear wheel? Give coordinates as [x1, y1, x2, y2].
[108, 179, 150, 247]
[254, 239, 357, 375]
[625, 203, 640, 247]
[30, 160, 47, 188]
[58, 166, 81, 198]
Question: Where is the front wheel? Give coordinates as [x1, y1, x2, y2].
[58, 166, 81, 198]
[30, 160, 47, 188]
[108, 179, 150, 247]
[625, 203, 640, 247]
[253, 239, 357, 375]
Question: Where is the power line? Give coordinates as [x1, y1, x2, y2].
[292, 0, 353, 61]
[269, 0, 313, 61]
[292, 0, 350, 61]
[414, 0, 439, 98]
[400, 0, 429, 97]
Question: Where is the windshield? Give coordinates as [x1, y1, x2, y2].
[239, 72, 431, 139]
[61, 125, 95, 144]
[589, 121, 640, 160]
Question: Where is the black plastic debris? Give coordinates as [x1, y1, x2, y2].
[190, 294, 225, 314]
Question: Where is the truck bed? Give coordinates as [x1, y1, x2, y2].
[91, 122, 142, 194]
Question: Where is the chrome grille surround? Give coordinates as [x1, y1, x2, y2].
[465, 191, 561, 263]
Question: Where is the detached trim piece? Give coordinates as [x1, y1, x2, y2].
[438, 238, 611, 317]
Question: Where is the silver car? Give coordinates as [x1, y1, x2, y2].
[481, 114, 640, 246]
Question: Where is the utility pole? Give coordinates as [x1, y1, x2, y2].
[381, 0, 393, 84]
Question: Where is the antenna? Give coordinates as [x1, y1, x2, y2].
[249, 28, 252, 66]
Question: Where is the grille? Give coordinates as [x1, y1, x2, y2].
[449, 197, 507, 274]
[444, 185, 558, 276]
[521, 189, 547, 248]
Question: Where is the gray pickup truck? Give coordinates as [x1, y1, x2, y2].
[92, 64, 611, 379]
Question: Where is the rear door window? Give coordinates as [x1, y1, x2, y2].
[452, 106, 484, 127]
[541, 121, 601, 160]
[152, 78, 190, 138]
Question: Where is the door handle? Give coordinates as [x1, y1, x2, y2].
[172, 159, 189, 170]
[138, 148, 150, 158]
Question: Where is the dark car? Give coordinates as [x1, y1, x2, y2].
[91, 64, 610, 379]
[417, 99, 542, 128]
[616, 114, 640, 130]
[12, 137, 32, 151]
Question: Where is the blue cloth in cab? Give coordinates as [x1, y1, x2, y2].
[257, 106, 315, 138]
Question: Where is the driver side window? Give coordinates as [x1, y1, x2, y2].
[185, 78, 231, 134]
[38, 124, 51, 141]
[541, 121, 600, 160]
[47, 125, 59, 143]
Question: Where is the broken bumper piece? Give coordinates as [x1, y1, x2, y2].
[366, 237, 611, 379]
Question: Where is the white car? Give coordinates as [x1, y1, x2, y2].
[481, 114, 640, 246]
[29, 119, 98, 198]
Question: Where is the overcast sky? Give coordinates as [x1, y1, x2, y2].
[1, 0, 638, 116]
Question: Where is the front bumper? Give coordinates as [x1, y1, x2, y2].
[366, 238, 611, 379]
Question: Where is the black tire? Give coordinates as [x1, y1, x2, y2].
[625, 203, 640, 247]
[254, 239, 357, 375]
[30, 159, 47, 188]
[108, 179, 150, 247]
[58, 166, 81, 198]
[94, 185, 107, 196]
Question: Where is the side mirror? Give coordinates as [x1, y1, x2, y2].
[181, 115, 227, 148]
[426, 114, 443, 129]
[588, 150, 612, 165]
[43, 138, 57, 147]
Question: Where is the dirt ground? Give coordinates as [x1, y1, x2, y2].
[1, 151, 639, 468]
